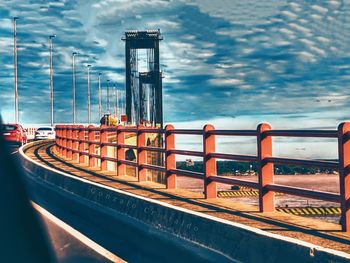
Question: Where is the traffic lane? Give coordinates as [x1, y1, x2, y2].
[7, 140, 33, 155]
[9, 145, 121, 263]
[34, 203, 118, 263]
[8, 145, 19, 155]
[24, 171, 232, 263]
[25, 175, 157, 263]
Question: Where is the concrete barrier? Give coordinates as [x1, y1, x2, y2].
[19, 142, 350, 263]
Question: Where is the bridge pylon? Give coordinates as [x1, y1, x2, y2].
[122, 30, 163, 128]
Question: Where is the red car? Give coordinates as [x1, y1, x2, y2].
[1, 124, 28, 146]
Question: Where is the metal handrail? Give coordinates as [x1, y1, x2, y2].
[118, 144, 138, 150]
[209, 152, 257, 162]
[168, 169, 204, 179]
[207, 130, 257, 136]
[54, 123, 350, 232]
[264, 130, 338, 138]
[266, 184, 340, 203]
[169, 149, 203, 157]
[264, 157, 338, 169]
[139, 128, 165, 133]
[140, 163, 166, 173]
[138, 146, 165, 153]
[167, 129, 202, 135]
[208, 176, 259, 189]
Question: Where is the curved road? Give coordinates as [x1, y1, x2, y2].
[10, 145, 121, 262]
[18, 142, 233, 263]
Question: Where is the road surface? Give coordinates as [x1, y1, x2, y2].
[10, 145, 122, 262]
[14, 144, 232, 263]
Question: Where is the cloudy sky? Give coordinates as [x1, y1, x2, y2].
[0, 0, 349, 158]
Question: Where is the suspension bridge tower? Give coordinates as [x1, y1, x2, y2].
[122, 30, 163, 127]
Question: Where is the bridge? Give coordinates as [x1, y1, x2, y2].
[12, 122, 350, 262]
[2, 28, 350, 262]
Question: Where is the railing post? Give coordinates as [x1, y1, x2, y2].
[78, 125, 85, 164]
[67, 125, 73, 159]
[55, 126, 60, 154]
[117, 125, 125, 176]
[60, 126, 64, 155]
[62, 126, 67, 157]
[137, 125, 147, 182]
[72, 126, 79, 162]
[257, 123, 274, 212]
[165, 124, 176, 189]
[88, 125, 96, 168]
[338, 122, 350, 232]
[100, 125, 108, 171]
[204, 124, 217, 198]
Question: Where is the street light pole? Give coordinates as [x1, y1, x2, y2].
[106, 79, 110, 114]
[98, 73, 102, 120]
[120, 90, 124, 116]
[49, 35, 56, 127]
[122, 90, 125, 115]
[113, 84, 117, 116]
[13, 17, 19, 124]
[87, 65, 91, 124]
[72, 52, 77, 124]
[116, 88, 119, 119]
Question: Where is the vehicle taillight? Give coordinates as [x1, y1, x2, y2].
[48, 132, 53, 135]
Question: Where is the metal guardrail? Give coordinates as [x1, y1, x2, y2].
[55, 122, 350, 232]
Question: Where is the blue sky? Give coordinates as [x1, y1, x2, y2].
[0, 0, 349, 137]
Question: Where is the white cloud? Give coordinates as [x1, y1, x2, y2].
[311, 14, 322, 20]
[146, 20, 179, 29]
[281, 10, 298, 19]
[316, 36, 330, 43]
[0, 37, 13, 53]
[0, 18, 12, 29]
[208, 78, 243, 86]
[279, 28, 296, 38]
[311, 5, 328, 14]
[289, 2, 302, 12]
[288, 23, 312, 35]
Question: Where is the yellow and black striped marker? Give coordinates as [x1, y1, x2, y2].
[218, 191, 340, 216]
[218, 190, 283, 198]
[218, 191, 259, 197]
[276, 207, 340, 216]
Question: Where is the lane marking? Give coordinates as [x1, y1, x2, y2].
[31, 201, 126, 263]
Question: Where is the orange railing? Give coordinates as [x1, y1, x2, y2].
[55, 122, 350, 232]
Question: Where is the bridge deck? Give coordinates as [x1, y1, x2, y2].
[24, 141, 350, 254]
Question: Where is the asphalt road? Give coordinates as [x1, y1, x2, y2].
[35, 205, 117, 263]
[9, 145, 122, 263]
[14, 144, 232, 263]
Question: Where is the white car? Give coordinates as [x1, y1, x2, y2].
[34, 127, 55, 140]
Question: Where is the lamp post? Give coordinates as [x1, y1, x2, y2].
[116, 88, 119, 119]
[113, 83, 117, 117]
[98, 73, 102, 120]
[72, 52, 77, 124]
[49, 35, 56, 127]
[13, 17, 19, 123]
[122, 90, 126, 115]
[87, 64, 91, 124]
[106, 79, 110, 114]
